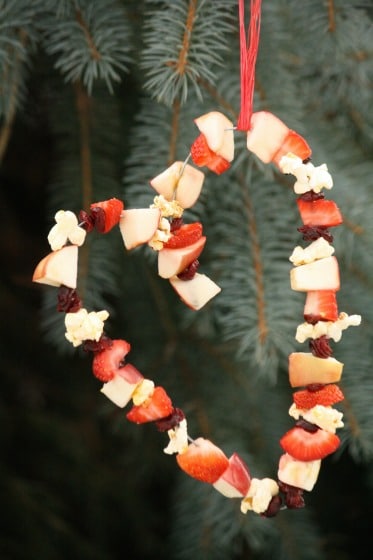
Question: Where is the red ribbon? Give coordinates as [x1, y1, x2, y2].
[236, 0, 262, 131]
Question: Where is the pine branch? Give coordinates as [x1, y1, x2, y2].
[40, 0, 132, 94]
[141, 0, 237, 106]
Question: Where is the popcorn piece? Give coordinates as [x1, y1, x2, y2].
[131, 379, 155, 406]
[289, 403, 344, 433]
[65, 308, 109, 347]
[296, 312, 362, 343]
[279, 155, 333, 194]
[48, 210, 86, 251]
[278, 453, 321, 492]
[241, 478, 279, 515]
[163, 419, 189, 455]
[290, 237, 335, 266]
[151, 195, 184, 219]
[148, 217, 172, 250]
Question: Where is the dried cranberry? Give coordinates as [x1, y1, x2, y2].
[297, 225, 333, 243]
[155, 408, 185, 432]
[307, 383, 326, 392]
[299, 190, 324, 202]
[177, 259, 200, 280]
[78, 209, 95, 232]
[170, 217, 183, 232]
[278, 481, 305, 509]
[310, 335, 333, 358]
[82, 334, 113, 353]
[261, 494, 283, 518]
[90, 206, 106, 233]
[57, 286, 82, 313]
[295, 419, 319, 433]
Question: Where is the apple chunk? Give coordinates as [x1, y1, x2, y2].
[150, 161, 205, 209]
[158, 236, 206, 279]
[194, 111, 234, 162]
[246, 111, 289, 163]
[100, 363, 144, 408]
[213, 452, 251, 498]
[119, 208, 161, 250]
[175, 165, 205, 209]
[290, 256, 340, 292]
[288, 352, 344, 388]
[150, 161, 182, 200]
[32, 245, 78, 289]
[278, 453, 321, 492]
[169, 273, 221, 310]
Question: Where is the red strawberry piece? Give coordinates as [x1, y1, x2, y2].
[176, 437, 229, 484]
[126, 386, 173, 424]
[190, 134, 230, 175]
[92, 339, 131, 382]
[280, 426, 340, 461]
[206, 155, 230, 175]
[163, 222, 203, 249]
[273, 129, 312, 166]
[293, 383, 344, 410]
[304, 290, 339, 323]
[90, 198, 124, 233]
[297, 198, 343, 228]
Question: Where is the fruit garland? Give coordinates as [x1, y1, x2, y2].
[32, 0, 362, 517]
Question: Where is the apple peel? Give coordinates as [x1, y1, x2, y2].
[169, 273, 221, 310]
[32, 245, 78, 289]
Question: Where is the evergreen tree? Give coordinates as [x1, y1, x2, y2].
[1, 1, 372, 559]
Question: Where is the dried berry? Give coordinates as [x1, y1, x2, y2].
[155, 407, 185, 432]
[170, 217, 184, 232]
[297, 225, 333, 243]
[57, 286, 82, 313]
[309, 335, 333, 358]
[78, 209, 95, 232]
[295, 419, 319, 433]
[278, 481, 305, 509]
[82, 334, 113, 353]
[261, 494, 283, 518]
[177, 259, 200, 280]
[306, 383, 326, 392]
[299, 190, 324, 202]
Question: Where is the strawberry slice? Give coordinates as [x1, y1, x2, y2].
[126, 386, 173, 424]
[297, 198, 343, 228]
[293, 383, 345, 410]
[273, 130, 312, 166]
[92, 339, 131, 382]
[163, 222, 203, 249]
[190, 134, 230, 175]
[176, 437, 229, 484]
[304, 290, 339, 323]
[90, 198, 124, 233]
[280, 426, 340, 461]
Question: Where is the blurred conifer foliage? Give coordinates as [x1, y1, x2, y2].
[0, 1, 372, 559]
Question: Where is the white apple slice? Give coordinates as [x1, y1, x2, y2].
[288, 352, 344, 388]
[119, 208, 161, 250]
[194, 111, 234, 162]
[158, 236, 206, 279]
[150, 161, 205, 209]
[100, 363, 144, 408]
[213, 452, 251, 498]
[246, 111, 289, 163]
[169, 273, 221, 310]
[290, 256, 340, 292]
[175, 164, 205, 209]
[150, 161, 183, 200]
[32, 245, 78, 289]
[278, 453, 321, 492]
